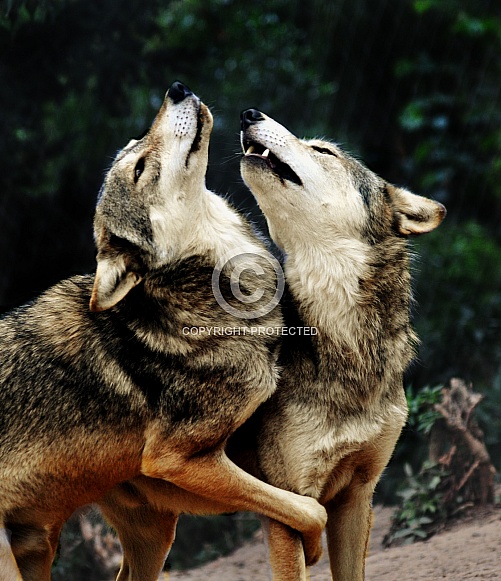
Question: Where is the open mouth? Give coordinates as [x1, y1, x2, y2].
[242, 138, 302, 186]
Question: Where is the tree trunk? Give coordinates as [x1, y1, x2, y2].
[429, 378, 496, 506]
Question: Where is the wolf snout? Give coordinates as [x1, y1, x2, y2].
[168, 81, 193, 104]
[241, 108, 264, 130]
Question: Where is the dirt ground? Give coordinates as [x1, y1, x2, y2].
[167, 503, 501, 580]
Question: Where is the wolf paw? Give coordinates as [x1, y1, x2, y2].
[299, 496, 326, 565]
[304, 537, 323, 567]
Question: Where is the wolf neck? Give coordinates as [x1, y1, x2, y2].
[151, 188, 262, 265]
[284, 235, 412, 350]
[284, 236, 369, 339]
[184, 189, 263, 260]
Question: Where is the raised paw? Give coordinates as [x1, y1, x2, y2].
[304, 536, 323, 567]
[298, 496, 327, 566]
[301, 495, 327, 531]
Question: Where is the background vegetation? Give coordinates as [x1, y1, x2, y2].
[1, 0, 500, 569]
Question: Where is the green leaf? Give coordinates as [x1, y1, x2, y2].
[398, 488, 417, 501]
[392, 528, 415, 540]
[429, 475, 442, 490]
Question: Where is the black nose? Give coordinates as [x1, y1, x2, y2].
[241, 109, 264, 130]
[169, 81, 193, 104]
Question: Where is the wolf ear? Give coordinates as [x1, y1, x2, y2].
[89, 257, 143, 312]
[389, 186, 446, 236]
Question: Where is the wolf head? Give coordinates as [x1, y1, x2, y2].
[90, 82, 213, 312]
[240, 109, 446, 252]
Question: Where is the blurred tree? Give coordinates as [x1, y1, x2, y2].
[393, 1, 501, 466]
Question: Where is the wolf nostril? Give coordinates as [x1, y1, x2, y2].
[169, 81, 193, 104]
[241, 109, 264, 130]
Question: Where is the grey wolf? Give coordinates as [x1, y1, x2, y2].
[79, 109, 445, 581]
[0, 83, 326, 580]
[238, 108, 446, 580]
[86, 109, 445, 581]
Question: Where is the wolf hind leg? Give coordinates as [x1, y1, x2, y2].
[99, 498, 177, 581]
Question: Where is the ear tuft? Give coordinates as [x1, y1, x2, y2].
[89, 257, 142, 312]
[389, 186, 446, 236]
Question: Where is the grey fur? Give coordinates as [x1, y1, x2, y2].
[0, 89, 326, 581]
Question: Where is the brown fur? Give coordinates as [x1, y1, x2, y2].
[6, 98, 445, 580]
[0, 87, 326, 580]
[84, 112, 445, 581]
[238, 109, 445, 579]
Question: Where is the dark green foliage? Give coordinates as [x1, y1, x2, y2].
[413, 222, 501, 387]
[406, 384, 443, 435]
[384, 460, 448, 546]
[386, 379, 497, 546]
[412, 222, 501, 464]
[385, 385, 449, 545]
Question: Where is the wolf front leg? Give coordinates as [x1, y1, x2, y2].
[324, 431, 401, 581]
[0, 521, 60, 581]
[141, 447, 327, 566]
[260, 476, 376, 581]
[324, 479, 375, 581]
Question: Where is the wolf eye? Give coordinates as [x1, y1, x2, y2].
[134, 158, 145, 183]
[311, 146, 338, 157]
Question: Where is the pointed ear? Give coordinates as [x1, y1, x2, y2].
[389, 186, 446, 236]
[89, 256, 143, 312]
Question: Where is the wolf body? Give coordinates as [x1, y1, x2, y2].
[0, 85, 326, 581]
[238, 108, 446, 580]
[90, 109, 445, 581]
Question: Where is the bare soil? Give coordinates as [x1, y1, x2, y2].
[167, 504, 501, 580]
